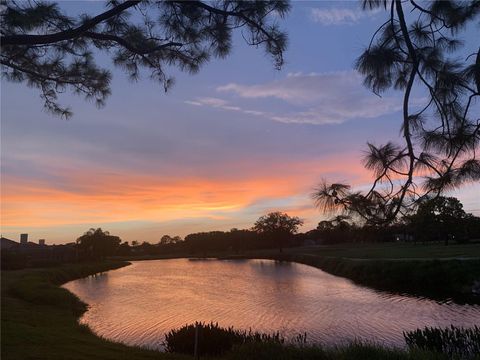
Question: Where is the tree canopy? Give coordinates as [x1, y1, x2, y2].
[408, 196, 469, 244]
[253, 211, 303, 236]
[313, 0, 480, 224]
[1, 0, 289, 118]
[252, 211, 303, 251]
[159, 234, 182, 245]
[76, 227, 121, 259]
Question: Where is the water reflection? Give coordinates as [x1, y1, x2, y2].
[63, 259, 480, 350]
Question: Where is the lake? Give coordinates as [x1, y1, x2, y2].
[63, 259, 480, 350]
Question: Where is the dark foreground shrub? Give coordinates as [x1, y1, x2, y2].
[163, 322, 284, 356]
[404, 325, 480, 359]
[225, 341, 326, 360]
[225, 341, 448, 360]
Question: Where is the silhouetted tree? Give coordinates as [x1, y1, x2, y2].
[160, 235, 174, 245]
[138, 241, 155, 253]
[116, 241, 131, 255]
[408, 196, 468, 245]
[314, 215, 360, 244]
[313, 1, 479, 224]
[1, 1, 290, 117]
[160, 235, 183, 245]
[76, 228, 121, 260]
[172, 235, 183, 243]
[184, 230, 235, 253]
[464, 213, 480, 240]
[253, 211, 303, 252]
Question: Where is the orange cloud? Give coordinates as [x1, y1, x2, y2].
[1, 153, 370, 231]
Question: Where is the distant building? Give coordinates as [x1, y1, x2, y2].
[1, 236, 77, 269]
[1, 236, 19, 250]
[20, 233, 28, 245]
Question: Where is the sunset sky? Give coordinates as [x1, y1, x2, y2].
[1, 1, 479, 244]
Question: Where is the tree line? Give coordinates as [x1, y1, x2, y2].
[75, 197, 480, 261]
[303, 196, 480, 245]
[78, 211, 303, 259]
[3, 196, 478, 268]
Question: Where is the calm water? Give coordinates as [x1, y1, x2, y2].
[63, 259, 480, 350]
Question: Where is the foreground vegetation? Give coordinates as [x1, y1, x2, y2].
[166, 322, 480, 359]
[2, 262, 479, 359]
[404, 325, 480, 359]
[226, 341, 475, 360]
[164, 322, 286, 356]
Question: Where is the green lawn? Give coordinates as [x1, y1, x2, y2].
[119, 242, 480, 262]
[286, 242, 480, 260]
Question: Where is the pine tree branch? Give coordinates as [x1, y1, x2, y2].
[83, 31, 183, 54]
[1, 1, 141, 46]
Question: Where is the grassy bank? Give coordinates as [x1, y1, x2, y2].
[286, 243, 480, 300]
[1, 261, 187, 360]
[265, 253, 480, 301]
[287, 242, 480, 259]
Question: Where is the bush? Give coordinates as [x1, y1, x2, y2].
[163, 322, 284, 356]
[404, 325, 480, 359]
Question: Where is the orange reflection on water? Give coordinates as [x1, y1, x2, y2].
[63, 259, 480, 350]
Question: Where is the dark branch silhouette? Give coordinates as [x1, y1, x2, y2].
[313, 0, 480, 225]
[1, 1, 141, 46]
[1, 0, 290, 117]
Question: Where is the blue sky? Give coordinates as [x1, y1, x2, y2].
[1, 1, 479, 244]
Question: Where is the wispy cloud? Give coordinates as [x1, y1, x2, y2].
[184, 97, 268, 119]
[310, 7, 379, 26]
[210, 71, 403, 125]
[185, 97, 241, 111]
